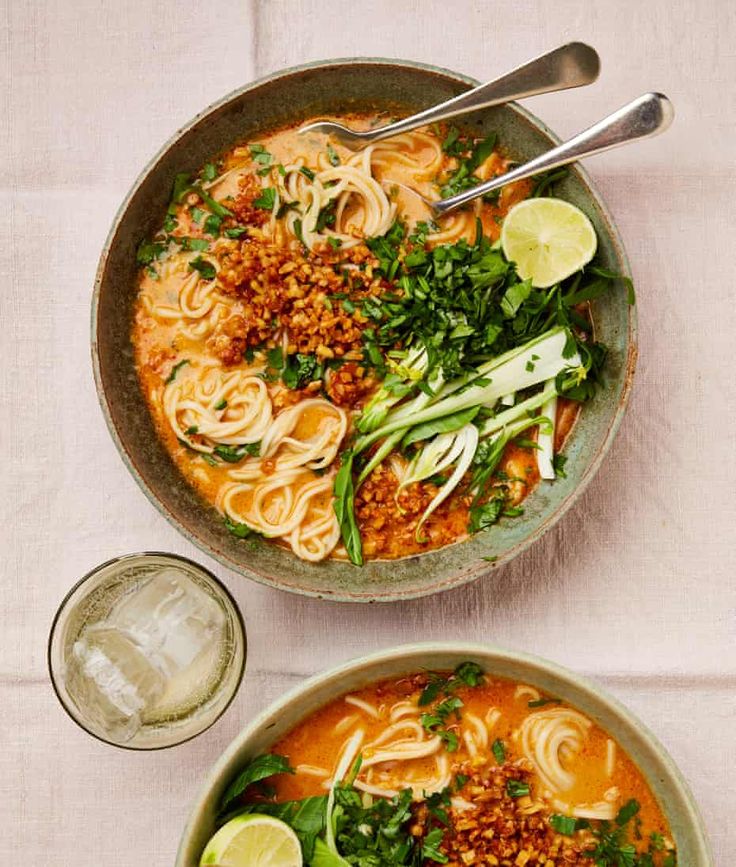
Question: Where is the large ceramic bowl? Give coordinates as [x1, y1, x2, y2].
[176, 643, 712, 866]
[93, 59, 636, 601]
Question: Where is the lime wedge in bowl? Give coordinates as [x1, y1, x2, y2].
[200, 815, 302, 867]
[501, 197, 597, 288]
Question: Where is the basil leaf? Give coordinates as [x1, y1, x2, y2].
[219, 754, 294, 813]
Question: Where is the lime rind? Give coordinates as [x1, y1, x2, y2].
[200, 814, 302, 867]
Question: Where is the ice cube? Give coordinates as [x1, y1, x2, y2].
[66, 625, 166, 742]
[108, 568, 226, 679]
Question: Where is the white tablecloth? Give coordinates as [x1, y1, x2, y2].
[2, 0, 734, 862]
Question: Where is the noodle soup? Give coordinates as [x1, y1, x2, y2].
[208, 664, 676, 865]
[133, 115, 623, 565]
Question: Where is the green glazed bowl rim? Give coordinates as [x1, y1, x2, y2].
[175, 642, 712, 866]
[92, 58, 637, 602]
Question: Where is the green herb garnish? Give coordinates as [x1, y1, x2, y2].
[492, 737, 506, 764]
[506, 779, 530, 798]
[253, 187, 276, 210]
[189, 256, 216, 280]
[165, 359, 189, 384]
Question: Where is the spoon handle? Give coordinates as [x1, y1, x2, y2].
[363, 43, 600, 143]
[433, 91, 675, 215]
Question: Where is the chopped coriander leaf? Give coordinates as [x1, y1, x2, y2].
[201, 453, 219, 466]
[327, 236, 342, 250]
[506, 779, 530, 798]
[491, 738, 506, 764]
[528, 696, 562, 708]
[202, 162, 217, 182]
[454, 661, 485, 686]
[616, 799, 641, 826]
[282, 353, 322, 390]
[170, 172, 192, 205]
[176, 236, 209, 252]
[136, 240, 167, 266]
[203, 214, 223, 236]
[184, 425, 198, 435]
[549, 814, 583, 836]
[276, 201, 298, 219]
[342, 298, 356, 314]
[189, 256, 216, 280]
[422, 827, 448, 863]
[224, 226, 247, 239]
[189, 206, 205, 224]
[316, 201, 336, 231]
[223, 515, 259, 539]
[165, 359, 189, 384]
[469, 497, 505, 532]
[441, 125, 463, 157]
[214, 398, 228, 411]
[214, 442, 260, 462]
[326, 143, 340, 166]
[253, 187, 276, 210]
[266, 346, 284, 370]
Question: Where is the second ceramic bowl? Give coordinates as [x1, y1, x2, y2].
[175, 642, 711, 866]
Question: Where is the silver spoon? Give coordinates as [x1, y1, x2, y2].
[298, 42, 600, 146]
[411, 91, 674, 217]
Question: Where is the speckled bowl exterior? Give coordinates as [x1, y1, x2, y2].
[175, 643, 712, 866]
[92, 59, 637, 602]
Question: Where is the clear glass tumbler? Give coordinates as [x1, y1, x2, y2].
[48, 552, 246, 749]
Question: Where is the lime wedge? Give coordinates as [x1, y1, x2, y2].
[501, 197, 597, 288]
[200, 814, 302, 867]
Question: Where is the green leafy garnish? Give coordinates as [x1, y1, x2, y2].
[282, 353, 322, 390]
[418, 662, 485, 705]
[528, 696, 562, 708]
[253, 187, 276, 210]
[506, 779, 530, 798]
[549, 814, 586, 836]
[491, 737, 506, 764]
[204, 214, 223, 236]
[136, 240, 167, 266]
[214, 442, 260, 462]
[420, 696, 463, 751]
[223, 515, 258, 539]
[219, 753, 294, 813]
[189, 256, 216, 280]
[224, 226, 247, 239]
[333, 451, 362, 566]
[439, 132, 497, 199]
[165, 359, 189, 384]
[326, 143, 340, 166]
[328, 783, 447, 865]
